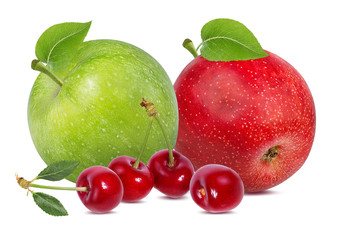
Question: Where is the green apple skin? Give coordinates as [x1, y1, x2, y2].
[28, 40, 178, 182]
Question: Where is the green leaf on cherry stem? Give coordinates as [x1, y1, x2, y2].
[33, 192, 68, 216]
[37, 161, 80, 181]
[198, 18, 268, 61]
[35, 21, 91, 71]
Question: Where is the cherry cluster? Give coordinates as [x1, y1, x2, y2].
[76, 99, 245, 214]
[17, 99, 244, 215]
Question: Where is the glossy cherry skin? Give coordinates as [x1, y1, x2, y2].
[190, 164, 244, 213]
[147, 149, 194, 198]
[108, 156, 154, 202]
[76, 166, 123, 213]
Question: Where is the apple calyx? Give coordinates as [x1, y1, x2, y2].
[31, 59, 63, 87]
[141, 99, 175, 168]
[262, 146, 279, 162]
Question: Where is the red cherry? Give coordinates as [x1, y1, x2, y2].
[76, 166, 123, 213]
[108, 156, 154, 202]
[148, 149, 194, 198]
[190, 164, 244, 213]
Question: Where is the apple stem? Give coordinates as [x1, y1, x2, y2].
[183, 39, 199, 58]
[140, 98, 175, 167]
[16, 175, 88, 192]
[31, 59, 64, 87]
[133, 117, 154, 169]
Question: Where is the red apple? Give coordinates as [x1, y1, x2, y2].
[174, 52, 315, 192]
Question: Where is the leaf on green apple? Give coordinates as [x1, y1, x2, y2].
[35, 21, 92, 71]
[36, 161, 80, 181]
[33, 192, 68, 216]
[198, 18, 268, 61]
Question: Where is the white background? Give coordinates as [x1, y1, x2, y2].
[1, 0, 337, 239]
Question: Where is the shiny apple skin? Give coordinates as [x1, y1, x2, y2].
[147, 149, 194, 198]
[190, 164, 244, 213]
[174, 52, 316, 192]
[108, 156, 154, 202]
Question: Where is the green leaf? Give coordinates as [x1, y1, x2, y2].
[33, 192, 68, 216]
[37, 161, 80, 181]
[199, 18, 268, 61]
[35, 21, 91, 71]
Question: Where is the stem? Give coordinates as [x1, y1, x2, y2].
[196, 42, 203, 52]
[155, 117, 174, 167]
[30, 183, 88, 192]
[31, 59, 63, 87]
[133, 117, 154, 169]
[16, 175, 88, 192]
[155, 116, 174, 167]
[183, 39, 199, 58]
[140, 98, 175, 167]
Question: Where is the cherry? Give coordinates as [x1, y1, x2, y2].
[108, 156, 154, 202]
[148, 149, 194, 198]
[16, 162, 123, 215]
[141, 98, 194, 198]
[76, 166, 123, 213]
[108, 104, 154, 202]
[190, 164, 244, 213]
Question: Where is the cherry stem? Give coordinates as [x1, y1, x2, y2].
[30, 183, 88, 192]
[31, 59, 63, 87]
[140, 98, 175, 167]
[133, 117, 154, 169]
[16, 175, 87, 192]
[183, 39, 199, 58]
[155, 117, 174, 167]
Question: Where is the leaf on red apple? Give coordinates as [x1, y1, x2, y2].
[199, 18, 268, 61]
[35, 21, 91, 71]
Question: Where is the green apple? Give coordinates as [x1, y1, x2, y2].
[28, 22, 178, 182]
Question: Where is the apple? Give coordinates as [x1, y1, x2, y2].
[173, 18, 315, 192]
[28, 22, 178, 182]
[174, 52, 316, 192]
